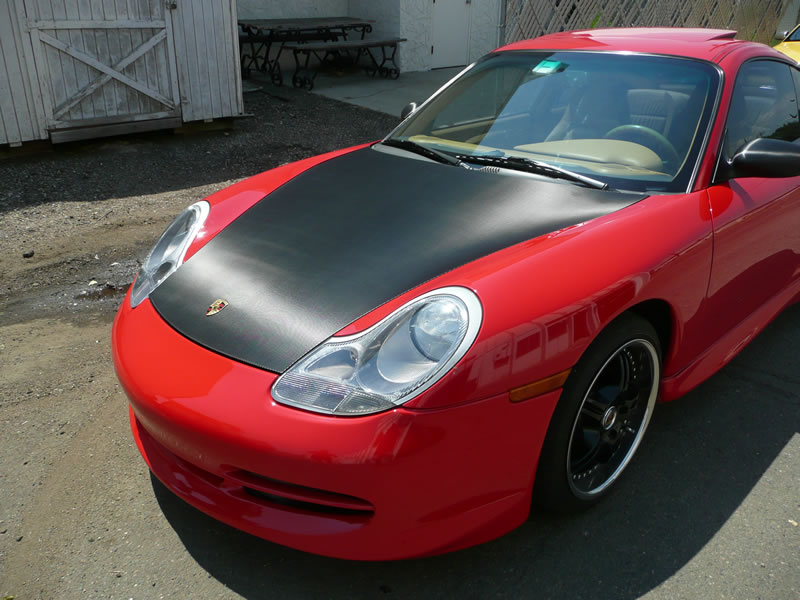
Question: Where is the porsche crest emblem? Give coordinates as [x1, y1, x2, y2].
[206, 299, 229, 316]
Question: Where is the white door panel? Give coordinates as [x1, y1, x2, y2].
[432, 0, 470, 69]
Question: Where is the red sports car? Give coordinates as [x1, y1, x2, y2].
[112, 28, 800, 560]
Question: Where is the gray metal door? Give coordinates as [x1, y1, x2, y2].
[432, 0, 470, 69]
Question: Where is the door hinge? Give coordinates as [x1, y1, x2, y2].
[431, 45, 434, 54]
[166, 1, 177, 9]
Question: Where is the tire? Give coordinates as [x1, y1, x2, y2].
[533, 312, 661, 511]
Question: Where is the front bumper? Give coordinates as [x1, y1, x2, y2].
[112, 298, 560, 560]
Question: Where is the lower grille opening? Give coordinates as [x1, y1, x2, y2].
[179, 456, 225, 487]
[228, 468, 374, 516]
[242, 486, 374, 516]
[225, 469, 375, 515]
[135, 418, 374, 518]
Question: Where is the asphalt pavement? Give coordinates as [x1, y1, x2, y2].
[140, 302, 800, 599]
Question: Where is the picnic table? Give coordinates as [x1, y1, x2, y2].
[238, 17, 374, 85]
[284, 37, 406, 90]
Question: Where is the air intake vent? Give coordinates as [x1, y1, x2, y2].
[242, 487, 373, 516]
[226, 469, 375, 516]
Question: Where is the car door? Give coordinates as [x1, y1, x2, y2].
[703, 58, 800, 344]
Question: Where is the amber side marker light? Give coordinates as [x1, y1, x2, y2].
[509, 368, 572, 403]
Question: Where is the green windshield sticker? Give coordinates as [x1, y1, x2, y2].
[532, 60, 563, 74]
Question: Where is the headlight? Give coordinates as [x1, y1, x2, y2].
[272, 287, 482, 416]
[129, 201, 209, 308]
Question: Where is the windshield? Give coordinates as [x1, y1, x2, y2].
[389, 51, 720, 193]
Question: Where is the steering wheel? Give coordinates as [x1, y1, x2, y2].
[603, 124, 680, 172]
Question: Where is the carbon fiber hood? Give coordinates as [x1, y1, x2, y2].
[149, 147, 645, 372]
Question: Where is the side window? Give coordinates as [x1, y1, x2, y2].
[724, 60, 800, 159]
[792, 66, 800, 108]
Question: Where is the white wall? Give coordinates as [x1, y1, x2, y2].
[469, 0, 502, 61]
[347, 0, 428, 72]
[394, 0, 502, 72]
[238, 0, 348, 20]
[348, 0, 399, 40]
[398, 0, 433, 72]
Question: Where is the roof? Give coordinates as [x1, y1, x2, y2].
[496, 27, 767, 63]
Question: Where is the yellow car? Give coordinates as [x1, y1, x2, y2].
[775, 25, 800, 62]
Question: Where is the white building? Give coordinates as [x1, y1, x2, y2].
[237, 0, 505, 72]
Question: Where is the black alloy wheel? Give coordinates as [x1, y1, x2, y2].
[534, 312, 661, 511]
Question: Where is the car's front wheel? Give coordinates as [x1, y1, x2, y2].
[534, 312, 661, 511]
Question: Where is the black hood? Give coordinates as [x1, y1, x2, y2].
[150, 147, 645, 373]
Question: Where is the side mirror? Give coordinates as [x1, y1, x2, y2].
[720, 138, 800, 181]
[400, 102, 418, 120]
[778, 30, 790, 41]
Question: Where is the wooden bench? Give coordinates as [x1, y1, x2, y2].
[283, 38, 406, 90]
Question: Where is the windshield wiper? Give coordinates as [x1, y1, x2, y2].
[456, 153, 610, 190]
[380, 138, 463, 167]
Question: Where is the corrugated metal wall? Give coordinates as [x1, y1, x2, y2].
[0, 0, 47, 145]
[504, 0, 787, 45]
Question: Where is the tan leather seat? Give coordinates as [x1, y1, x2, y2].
[546, 78, 628, 141]
[627, 89, 690, 138]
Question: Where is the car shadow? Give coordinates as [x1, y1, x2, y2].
[152, 302, 800, 600]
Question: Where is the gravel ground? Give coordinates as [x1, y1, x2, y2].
[0, 85, 395, 327]
[0, 84, 798, 600]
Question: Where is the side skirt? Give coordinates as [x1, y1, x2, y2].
[660, 275, 800, 402]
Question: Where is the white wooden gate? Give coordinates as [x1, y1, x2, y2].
[23, 0, 181, 142]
